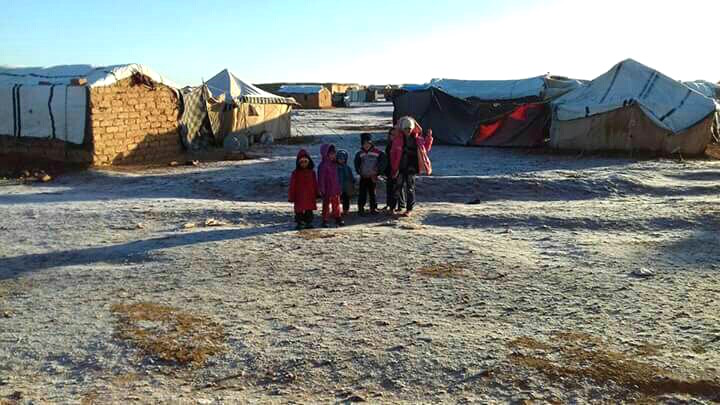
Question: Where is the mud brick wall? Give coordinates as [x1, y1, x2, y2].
[0, 135, 93, 165]
[89, 78, 182, 165]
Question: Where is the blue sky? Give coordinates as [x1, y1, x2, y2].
[2, 0, 719, 86]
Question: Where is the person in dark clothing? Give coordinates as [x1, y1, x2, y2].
[336, 149, 355, 214]
[389, 117, 433, 217]
[288, 149, 318, 230]
[383, 128, 405, 213]
[354, 133, 386, 215]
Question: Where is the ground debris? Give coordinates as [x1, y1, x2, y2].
[204, 218, 226, 227]
[507, 333, 720, 400]
[297, 229, 335, 240]
[417, 261, 467, 278]
[110, 302, 225, 367]
[631, 268, 655, 278]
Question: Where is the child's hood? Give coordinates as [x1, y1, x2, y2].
[295, 149, 314, 170]
[336, 149, 349, 164]
[320, 144, 336, 162]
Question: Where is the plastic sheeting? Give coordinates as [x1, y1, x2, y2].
[402, 76, 583, 101]
[0, 84, 87, 144]
[0, 63, 179, 89]
[683, 80, 720, 100]
[393, 88, 525, 145]
[205, 69, 296, 105]
[428, 77, 546, 100]
[552, 59, 718, 134]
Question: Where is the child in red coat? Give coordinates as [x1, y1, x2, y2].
[288, 149, 318, 230]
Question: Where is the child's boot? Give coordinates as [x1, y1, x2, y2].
[322, 221, 330, 228]
[336, 218, 345, 227]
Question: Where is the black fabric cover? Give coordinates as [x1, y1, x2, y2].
[392, 88, 548, 146]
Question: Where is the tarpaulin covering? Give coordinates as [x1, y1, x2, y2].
[683, 80, 720, 100]
[415, 76, 583, 101]
[392, 88, 546, 146]
[552, 59, 718, 134]
[471, 103, 548, 147]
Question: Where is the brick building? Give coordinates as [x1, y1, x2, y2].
[0, 64, 182, 166]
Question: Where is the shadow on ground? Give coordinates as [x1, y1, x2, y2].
[0, 225, 288, 280]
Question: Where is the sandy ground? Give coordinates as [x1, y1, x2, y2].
[1, 103, 720, 404]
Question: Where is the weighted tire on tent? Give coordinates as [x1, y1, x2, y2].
[260, 132, 274, 145]
[223, 133, 250, 154]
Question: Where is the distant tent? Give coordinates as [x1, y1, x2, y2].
[180, 69, 297, 148]
[277, 85, 332, 109]
[550, 59, 719, 155]
[392, 75, 582, 146]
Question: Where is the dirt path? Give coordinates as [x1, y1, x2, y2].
[1, 103, 719, 403]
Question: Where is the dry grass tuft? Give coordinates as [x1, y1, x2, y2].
[508, 333, 720, 400]
[635, 343, 662, 357]
[508, 336, 553, 351]
[111, 302, 225, 367]
[297, 230, 336, 240]
[417, 262, 466, 278]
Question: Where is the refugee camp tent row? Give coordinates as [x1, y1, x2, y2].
[392, 75, 584, 147]
[277, 85, 332, 109]
[0, 64, 183, 165]
[180, 69, 297, 150]
[550, 59, 719, 155]
[0, 64, 298, 166]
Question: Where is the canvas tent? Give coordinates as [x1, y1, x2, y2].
[550, 59, 719, 155]
[392, 75, 582, 146]
[180, 69, 297, 148]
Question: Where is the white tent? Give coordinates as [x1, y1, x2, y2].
[205, 69, 296, 105]
[550, 59, 719, 154]
[180, 69, 297, 147]
[553, 59, 717, 134]
[425, 76, 584, 101]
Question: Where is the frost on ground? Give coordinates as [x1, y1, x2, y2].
[1, 103, 719, 403]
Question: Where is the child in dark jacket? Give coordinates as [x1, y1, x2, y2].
[288, 149, 318, 230]
[354, 133, 386, 215]
[383, 128, 404, 213]
[336, 149, 355, 214]
[317, 143, 344, 227]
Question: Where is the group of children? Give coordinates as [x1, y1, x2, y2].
[288, 116, 433, 230]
